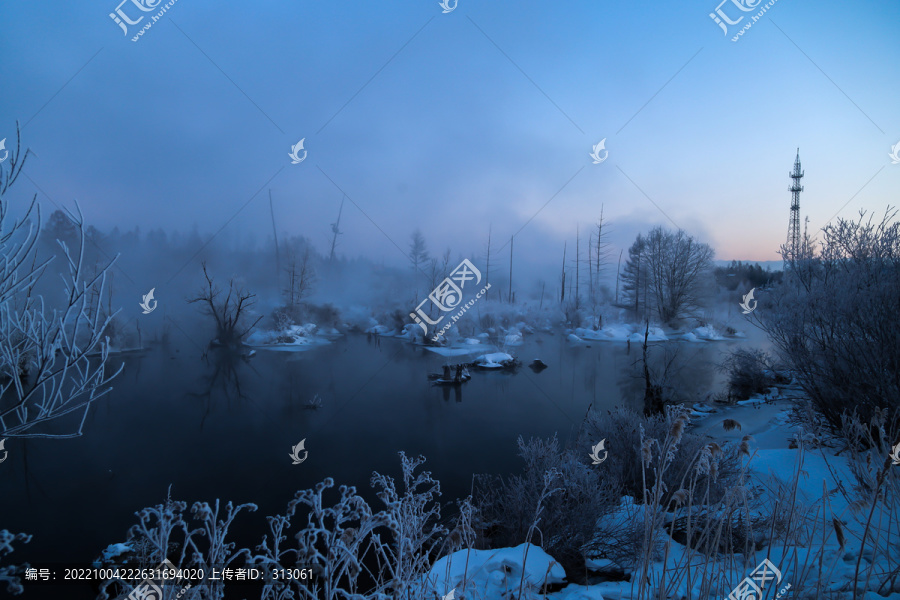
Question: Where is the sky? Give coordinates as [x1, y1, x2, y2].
[1, 0, 898, 280]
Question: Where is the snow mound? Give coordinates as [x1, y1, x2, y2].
[94, 542, 132, 567]
[427, 543, 566, 598]
[504, 332, 524, 346]
[464, 338, 482, 345]
[474, 352, 515, 368]
[575, 325, 631, 341]
[692, 325, 724, 341]
[555, 585, 608, 600]
[246, 323, 328, 350]
[628, 326, 667, 342]
[567, 333, 585, 344]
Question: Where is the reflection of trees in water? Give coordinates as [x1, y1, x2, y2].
[186, 349, 258, 426]
[616, 342, 719, 407]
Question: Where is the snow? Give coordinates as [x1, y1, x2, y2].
[427, 543, 567, 598]
[474, 352, 515, 367]
[504, 332, 524, 346]
[692, 325, 724, 340]
[93, 542, 131, 567]
[425, 346, 483, 358]
[245, 323, 332, 351]
[554, 585, 608, 600]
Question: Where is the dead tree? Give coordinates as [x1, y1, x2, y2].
[283, 246, 316, 308]
[188, 262, 263, 349]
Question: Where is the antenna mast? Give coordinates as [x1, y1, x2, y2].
[785, 149, 804, 266]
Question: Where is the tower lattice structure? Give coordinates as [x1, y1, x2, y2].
[786, 149, 804, 264]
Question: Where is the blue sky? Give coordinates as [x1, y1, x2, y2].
[1, 0, 898, 276]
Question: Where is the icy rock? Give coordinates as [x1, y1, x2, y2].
[427, 543, 566, 597]
[529, 359, 548, 373]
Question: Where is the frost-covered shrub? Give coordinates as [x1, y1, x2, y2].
[761, 208, 900, 433]
[579, 406, 741, 507]
[250, 453, 447, 600]
[474, 435, 619, 578]
[0, 530, 32, 596]
[720, 348, 775, 401]
[97, 490, 257, 600]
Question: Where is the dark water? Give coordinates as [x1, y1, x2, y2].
[0, 331, 750, 597]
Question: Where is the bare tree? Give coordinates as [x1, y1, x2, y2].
[622, 227, 713, 324]
[560, 241, 567, 304]
[188, 262, 263, 349]
[283, 246, 316, 308]
[484, 225, 493, 301]
[409, 229, 429, 304]
[644, 227, 714, 323]
[0, 124, 122, 438]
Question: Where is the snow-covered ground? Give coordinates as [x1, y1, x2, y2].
[245, 322, 335, 351]
[569, 323, 739, 345]
[425, 383, 900, 600]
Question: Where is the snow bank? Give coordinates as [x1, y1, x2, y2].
[427, 543, 566, 598]
[692, 325, 724, 341]
[246, 323, 331, 350]
[504, 332, 524, 346]
[474, 352, 515, 368]
[574, 325, 632, 341]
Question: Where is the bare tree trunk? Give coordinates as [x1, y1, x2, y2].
[508, 235, 513, 304]
[616, 249, 623, 305]
[486, 225, 493, 301]
[575, 226, 580, 310]
[329, 196, 344, 262]
[269, 189, 281, 282]
[560, 242, 567, 304]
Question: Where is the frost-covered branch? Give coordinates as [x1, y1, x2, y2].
[0, 125, 122, 438]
